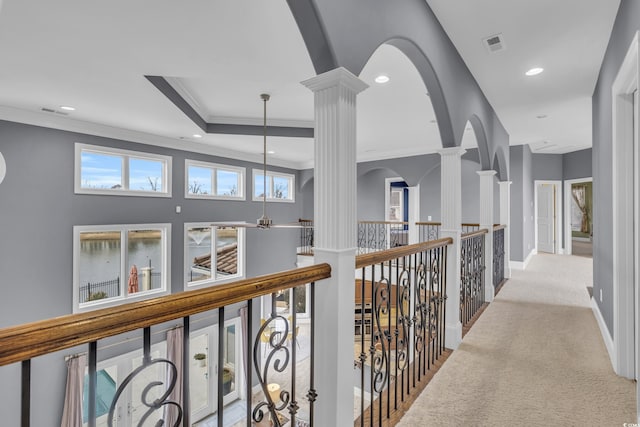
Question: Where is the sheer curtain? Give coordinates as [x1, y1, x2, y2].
[60, 354, 87, 427]
[164, 326, 184, 426]
[572, 185, 589, 233]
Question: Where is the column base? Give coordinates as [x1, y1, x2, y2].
[485, 285, 495, 303]
[445, 322, 462, 350]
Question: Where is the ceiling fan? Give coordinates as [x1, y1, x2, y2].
[211, 94, 304, 230]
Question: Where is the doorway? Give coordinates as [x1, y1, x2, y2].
[564, 178, 593, 257]
[535, 181, 562, 254]
[611, 33, 639, 385]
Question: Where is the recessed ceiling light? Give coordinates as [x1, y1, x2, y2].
[192, 134, 203, 138]
[525, 67, 544, 76]
[59, 105, 75, 111]
[536, 114, 548, 119]
[267, 150, 276, 154]
[374, 75, 390, 84]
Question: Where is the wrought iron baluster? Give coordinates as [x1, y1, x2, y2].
[218, 307, 224, 427]
[252, 297, 290, 427]
[308, 281, 317, 426]
[21, 359, 30, 427]
[183, 317, 190, 427]
[289, 288, 298, 426]
[88, 341, 97, 427]
[246, 302, 252, 427]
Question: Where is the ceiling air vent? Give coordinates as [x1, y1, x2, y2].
[41, 107, 69, 116]
[483, 33, 506, 53]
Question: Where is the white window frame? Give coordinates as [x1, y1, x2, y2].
[185, 159, 245, 200]
[73, 223, 171, 313]
[252, 169, 295, 203]
[184, 223, 246, 289]
[75, 143, 172, 197]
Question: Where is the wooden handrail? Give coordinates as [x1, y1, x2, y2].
[0, 264, 331, 367]
[358, 220, 409, 225]
[415, 221, 441, 226]
[356, 237, 452, 269]
[493, 224, 506, 231]
[461, 228, 489, 240]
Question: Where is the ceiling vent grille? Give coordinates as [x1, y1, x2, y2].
[483, 33, 506, 53]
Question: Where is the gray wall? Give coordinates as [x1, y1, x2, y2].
[0, 119, 301, 425]
[592, 0, 640, 335]
[532, 153, 563, 181]
[510, 145, 535, 262]
[563, 148, 592, 180]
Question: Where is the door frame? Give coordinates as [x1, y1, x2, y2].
[611, 31, 639, 383]
[534, 180, 562, 254]
[563, 177, 593, 256]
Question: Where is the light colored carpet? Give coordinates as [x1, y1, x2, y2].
[398, 253, 636, 426]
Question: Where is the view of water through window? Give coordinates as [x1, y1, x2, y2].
[79, 230, 162, 303]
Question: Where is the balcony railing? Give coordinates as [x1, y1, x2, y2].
[493, 225, 506, 295]
[0, 264, 330, 427]
[357, 221, 409, 254]
[298, 218, 314, 256]
[416, 221, 441, 242]
[353, 237, 452, 426]
[460, 229, 487, 328]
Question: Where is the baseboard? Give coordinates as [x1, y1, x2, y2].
[511, 248, 537, 270]
[591, 296, 616, 372]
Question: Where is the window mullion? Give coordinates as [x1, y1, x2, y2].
[211, 227, 218, 280]
[212, 167, 218, 197]
[123, 155, 129, 190]
[121, 229, 127, 298]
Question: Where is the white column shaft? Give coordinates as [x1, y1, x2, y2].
[302, 68, 368, 427]
[478, 170, 496, 302]
[439, 147, 466, 349]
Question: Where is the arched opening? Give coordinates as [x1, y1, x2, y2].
[357, 43, 444, 160]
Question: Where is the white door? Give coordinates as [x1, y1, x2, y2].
[190, 318, 243, 422]
[537, 184, 555, 253]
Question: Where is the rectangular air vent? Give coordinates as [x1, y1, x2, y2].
[483, 33, 506, 53]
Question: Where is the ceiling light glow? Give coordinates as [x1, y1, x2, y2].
[375, 75, 390, 84]
[192, 134, 203, 138]
[525, 67, 544, 76]
[60, 105, 75, 111]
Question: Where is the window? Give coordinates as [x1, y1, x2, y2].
[185, 224, 245, 288]
[185, 160, 245, 200]
[73, 223, 170, 312]
[252, 169, 295, 202]
[75, 143, 171, 197]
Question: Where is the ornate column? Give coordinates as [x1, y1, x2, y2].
[499, 181, 512, 278]
[408, 186, 420, 244]
[478, 170, 496, 302]
[302, 67, 368, 426]
[439, 146, 466, 349]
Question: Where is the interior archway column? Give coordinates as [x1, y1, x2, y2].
[478, 170, 496, 302]
[439, 146, 466, 350]
[499, 180, 512, 278]
[302, 67, 368, 427]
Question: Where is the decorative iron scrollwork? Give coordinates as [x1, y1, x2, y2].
[107, 358, 182, 427]
[252, 315, 291, 427]
[371, 277, 391, 393]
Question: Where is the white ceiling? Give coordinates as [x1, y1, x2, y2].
[427, 0, 621, 154]
[0, 0, 620, 168]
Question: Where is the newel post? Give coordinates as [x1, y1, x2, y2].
[439, 146, 466, 350]
[302, 67, 368, 426]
